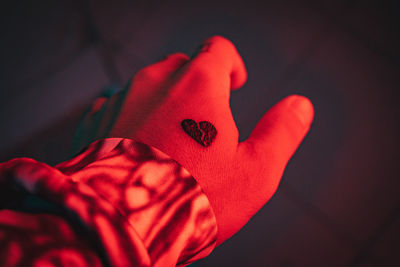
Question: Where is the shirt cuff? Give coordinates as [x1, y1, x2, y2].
[1, 138, 218, 267]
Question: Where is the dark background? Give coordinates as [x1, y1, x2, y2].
[1, 0, 399, 266]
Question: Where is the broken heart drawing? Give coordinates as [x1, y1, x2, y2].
[181, 119, 217, 147]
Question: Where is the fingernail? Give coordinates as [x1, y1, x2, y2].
[289, 95, 314, 128]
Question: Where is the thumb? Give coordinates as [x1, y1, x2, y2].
[238, 95, 314, 193]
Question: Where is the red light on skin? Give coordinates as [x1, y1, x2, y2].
[90, 97, 108, 114]
[0, 35, 315, 266]
[4, 241, 21, 266]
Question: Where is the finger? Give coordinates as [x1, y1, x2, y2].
[186, 35, 247, 90]
[238, 95, 314, 190]
[143, 52, 190, 79]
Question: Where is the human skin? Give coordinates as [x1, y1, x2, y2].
[79, 36, 314, 247]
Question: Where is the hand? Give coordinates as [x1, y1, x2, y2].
[82, 36, 314, 246]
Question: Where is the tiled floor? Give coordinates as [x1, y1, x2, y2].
[0, 48, 109, 153]
[1, 0, 399, 266]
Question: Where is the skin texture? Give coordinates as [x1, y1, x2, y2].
[79, 36, 314, 247]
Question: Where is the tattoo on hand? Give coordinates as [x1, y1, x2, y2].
[181, 119, 217, 147]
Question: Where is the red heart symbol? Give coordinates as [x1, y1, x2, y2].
[181, 119, 217, 147]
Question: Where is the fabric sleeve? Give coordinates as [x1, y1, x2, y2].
[0, 138, 218, 267]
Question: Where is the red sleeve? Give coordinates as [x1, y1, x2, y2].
[0, 138, 218, 267]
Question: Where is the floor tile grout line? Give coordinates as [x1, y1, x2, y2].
[269, 24, 335, 91]
[1, 0, 113, 113]
[281, 183, 361, 249]
[80, 0, 123, 87]
[307, 0, 359, 15]
[349, 202, 400, 266]
[335, 19, 400, 71]
[2, 0, 105, 107]
[269, 0, 360, 92]
[0, 46, 99, 115]
[1, 47, 89, 108]
[268, 2, 392, 252]
[311, 0, 400, 71]
[276, 3, 400, 264]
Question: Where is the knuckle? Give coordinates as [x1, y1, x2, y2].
[207, 35, 236, 50]
[134, 66, 158, 81]
[189, 62, 214, 80]
[162, 52, 184, 62]
[168, 52, 189, 60]
[207, 35, 230, 45]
